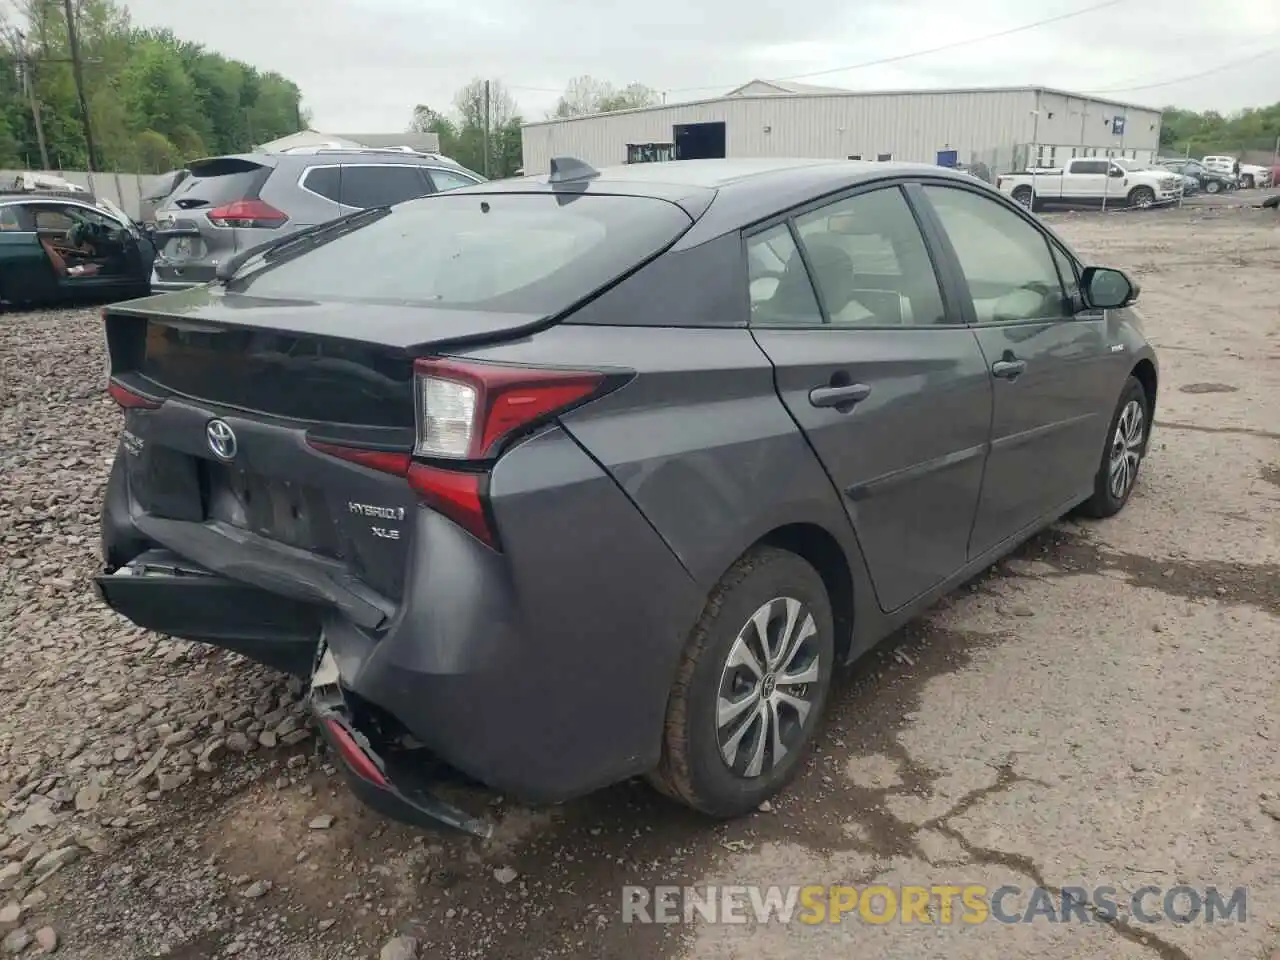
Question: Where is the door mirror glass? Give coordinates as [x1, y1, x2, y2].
[1081, 266, 1138, 309]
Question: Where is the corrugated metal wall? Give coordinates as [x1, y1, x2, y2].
[521, 89, 1163, 174]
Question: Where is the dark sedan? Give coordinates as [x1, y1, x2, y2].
[96, 157, 1158, 835]
[0, 190, 154, 308]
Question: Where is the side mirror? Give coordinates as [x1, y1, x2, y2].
[1081, 266, 1139, 310]
[1108, 167, 1125, 178]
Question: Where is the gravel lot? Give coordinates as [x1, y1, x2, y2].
[1, 202, 1278, 960]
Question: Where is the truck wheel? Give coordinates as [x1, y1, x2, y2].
[649, 546, 835, 817]
[1205, 180, 1220, 194]
[1241, 174, 1254, 189]
[1011, 186, 1034, 209]
[1127, 186, 1155, 209]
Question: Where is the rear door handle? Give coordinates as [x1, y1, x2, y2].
[991, 359, 1026, 380]
[808, 383, 872, 408]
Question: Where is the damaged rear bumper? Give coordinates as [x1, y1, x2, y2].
[310, 647, 493, 839]
[93, 549, 321, 676]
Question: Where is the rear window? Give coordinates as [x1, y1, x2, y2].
[167, 160, 269, 209]
[233, 192, 693, 314]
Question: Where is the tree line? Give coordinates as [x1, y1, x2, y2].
[1158, 102, 1280, 160]
[0, 0, 304, 173]
[409, 74, 659, 178]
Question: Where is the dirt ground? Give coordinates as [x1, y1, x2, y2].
[1, 201, 1278, 960]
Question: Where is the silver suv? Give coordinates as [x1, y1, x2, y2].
[150, 147, 484, 291]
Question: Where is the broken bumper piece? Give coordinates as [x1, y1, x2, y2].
[309, 647, 493, 839]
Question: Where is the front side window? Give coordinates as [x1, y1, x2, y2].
[793, 186, 948, 326]
[922, 185, 1071, 324]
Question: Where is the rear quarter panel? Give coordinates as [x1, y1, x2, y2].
[457, 240, 869, 604]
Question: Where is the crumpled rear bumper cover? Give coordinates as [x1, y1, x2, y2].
[310, 647, 493, 838]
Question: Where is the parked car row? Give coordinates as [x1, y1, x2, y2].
[997, 158, 1183, 210]
[94, 155, 1159, 834]
[0, 147, 485, 309]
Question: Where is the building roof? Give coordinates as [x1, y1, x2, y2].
[522, 84, 1162, 128]
[723, 78, 855, 96]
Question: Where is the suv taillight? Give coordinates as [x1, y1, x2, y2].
[207, 199, 288, 229]
[308, 357, 620, 549]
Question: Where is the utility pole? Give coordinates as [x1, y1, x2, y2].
[8, 30, 51, 170]
[20, 57, 51, 170]
[62, 0, 99, 171]
[482, 80, 492, 178]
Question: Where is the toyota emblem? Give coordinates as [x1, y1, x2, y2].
[206, 419, 237, 461]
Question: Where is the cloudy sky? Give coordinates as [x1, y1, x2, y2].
[119, 0, 1278, 130]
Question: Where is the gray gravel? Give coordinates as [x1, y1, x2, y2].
[1, 203, 1278, 960]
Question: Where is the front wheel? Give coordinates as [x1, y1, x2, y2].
[1127, 186, 1155, 209]
[1241, 174, 1254, 189]
[649, 546, 834, 817]
[1079, 376, 1149, 519]
[1205, 180, 1221, 194]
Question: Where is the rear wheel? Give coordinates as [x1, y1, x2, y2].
[1127, 186, 1155, 209]
[1241, 174, 1255, 189]
[649, 546, 834, 817]
[1079, 376, 1149, 519]
[1011, 186, 1034, 209]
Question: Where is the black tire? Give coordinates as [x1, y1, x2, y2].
[1127, 186, 1155, 209]
[1206, 180, 1221, 194]
[1011, 186, 1034, 209]
[649, 546, 834, 817]
[1241, 174, 1254, 189]
[1079, 376, 1150, 519]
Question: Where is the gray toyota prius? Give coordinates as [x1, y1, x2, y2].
[96, 157, 1158, 836]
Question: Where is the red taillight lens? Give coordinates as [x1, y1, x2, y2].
[406, 463, 493, 548]
[412, 357, 607, 460]
[108, 380, 162, 409]
[207, 199, 288, 229]
[305, 438, 496, 548]
[307, 358, 621, 551]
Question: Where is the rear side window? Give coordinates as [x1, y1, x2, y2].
[169, 159, 270, 210]
[234, 193, 692, 313]
[312, 165, 433, 208]
[793, 186, 948, 326]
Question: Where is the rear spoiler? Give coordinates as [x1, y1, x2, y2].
[186, 154, 278, 176]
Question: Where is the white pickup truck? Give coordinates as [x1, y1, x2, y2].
[997, 158, 1182, 210]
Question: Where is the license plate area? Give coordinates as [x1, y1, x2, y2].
[204, 462, 341, 558]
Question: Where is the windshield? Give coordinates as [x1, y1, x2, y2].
[233, 192, 693, 314]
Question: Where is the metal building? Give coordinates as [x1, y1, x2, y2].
[521, 83, 1163, 179]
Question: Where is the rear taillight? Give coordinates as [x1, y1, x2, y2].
[308, 357, 620, 550]
[207, 199, 288, 229]
[412, 358, 606, 460]
[107, 379, 162, 409]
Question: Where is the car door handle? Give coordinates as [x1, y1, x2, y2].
[809, 383, 872, 408]
[991, 359, 1026, 380]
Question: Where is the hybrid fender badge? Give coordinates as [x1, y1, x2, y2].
[206, 419, 237, 461]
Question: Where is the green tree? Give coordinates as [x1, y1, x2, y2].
[3, 0, 305, 172]
[553, 75, 658, 117]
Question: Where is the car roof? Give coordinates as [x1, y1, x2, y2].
[458, 157, 981, 241]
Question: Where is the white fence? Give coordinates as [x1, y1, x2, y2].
[0, 170, 168, 221]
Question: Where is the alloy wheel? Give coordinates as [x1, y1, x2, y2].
[716, 597, 822, 779]
[1108, 399, 1145, 500]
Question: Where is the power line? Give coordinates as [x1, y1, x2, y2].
[1082, 46, 1279, 93]
[660, 0, 1128, 95]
